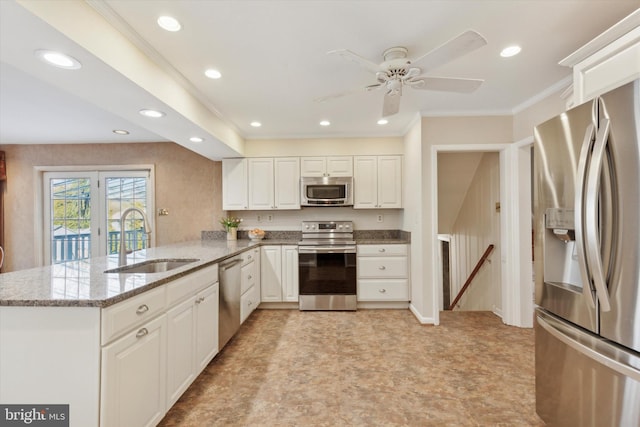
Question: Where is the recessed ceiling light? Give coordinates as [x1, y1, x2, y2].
[34, 50, 82, 69]
[377, 119, 388, 125]
[205, 69, 222, 79]
[500, 45, 521, 58]
[112, 129, 130, 135]
[157, 16, 181, 32]
[320, 120, 331, 126]
[139, 109, 165, 118]
[189, 136, 204, 143]
[250, 121, 262, 128]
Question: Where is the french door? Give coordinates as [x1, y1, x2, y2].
[43, 170, 153, 265]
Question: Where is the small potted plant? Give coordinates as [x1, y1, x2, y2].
[219, 216, 242, 240]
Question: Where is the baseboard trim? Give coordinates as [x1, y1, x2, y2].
[409, 303, 435, 325]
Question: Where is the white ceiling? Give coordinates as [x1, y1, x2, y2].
[0, 1, 638, 159]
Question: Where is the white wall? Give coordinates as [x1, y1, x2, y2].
[449, 153, 501, 312]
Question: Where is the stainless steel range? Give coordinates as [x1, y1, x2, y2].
[298, 220, 357, 311]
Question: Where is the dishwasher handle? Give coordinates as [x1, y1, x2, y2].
[219, 257, 242, 271]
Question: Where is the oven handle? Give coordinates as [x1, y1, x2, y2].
[298, 246, 356, 254]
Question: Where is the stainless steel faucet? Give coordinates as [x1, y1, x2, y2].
[118, 207, 152, 266]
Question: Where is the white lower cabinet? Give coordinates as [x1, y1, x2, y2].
[357, 244, 410, 302]
[261, 245, 298, 303]
[100, 264, 219, 427]
[240, 247, 261, 323]
[101, 314, 167, 427]
[166, 283, 219, 407]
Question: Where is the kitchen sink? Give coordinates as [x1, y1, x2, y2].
[104, 258, 199, 274]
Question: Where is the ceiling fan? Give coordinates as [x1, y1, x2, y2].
[317, 30, 487, 117]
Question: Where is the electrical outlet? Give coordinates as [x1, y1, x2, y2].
[267, 214, 273, 222]
[377, 214, 384, 223]
[257, 215, 262, 222]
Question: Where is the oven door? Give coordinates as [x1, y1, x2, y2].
[298, 247, 356, 295]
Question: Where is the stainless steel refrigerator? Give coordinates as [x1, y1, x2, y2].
[534, 79, 640, 427]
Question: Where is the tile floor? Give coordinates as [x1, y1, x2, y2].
[159, 309, 545, 426]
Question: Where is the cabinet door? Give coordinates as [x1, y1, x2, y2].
[377, 156, 402, 208]
[353, 156, 378, 209]
[166, 298, 196, 407]
[248, 158, 275, 210]
[326, 156, 353, 176]
[101, 315, 167, 427]
[282, 246, 299, 302]
[260, 246, 282, 301]
[195, 284, 219, 371]
[300, 157, 326, 177]
[274, 157, 300, 209]
[222, 158, 248, 210]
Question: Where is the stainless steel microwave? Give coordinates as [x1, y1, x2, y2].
[300, 176, 353, 206]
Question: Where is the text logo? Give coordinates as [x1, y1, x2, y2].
[0, 405, 68, 427]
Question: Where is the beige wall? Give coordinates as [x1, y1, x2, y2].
[1, 142, 222, 272]
[244, 137, 404, 157]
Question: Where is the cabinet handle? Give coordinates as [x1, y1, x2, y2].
[248, 255, 252, 260]
[379, 288, 387, 293]
[248, 275, 252, 280]
[136, 328, 148, 338]
[248, 301, 253, 307]
[379, 248, 386, 252]
[379, 266, 386, 270]
[136, 304, 149, 315]
[195, 296, 205, 304]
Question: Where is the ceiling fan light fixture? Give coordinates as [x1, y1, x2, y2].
[35, 50, 81, 70]
[500, 45, 522, 58]
[319, 120, 331, 126]
[205, 69, 222, 79]
[157, 16, 181, 32]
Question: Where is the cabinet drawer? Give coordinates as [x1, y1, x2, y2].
[240, 262, 256, 295]
[242, 249, 259, 266]
[102, 286, 166, 345]
[357, 244, 407, 256]
[167, 264, 218, 307]
[240, 285, 260, 323]
[358, 257, 407, 278]
[358, 279, 409, 301]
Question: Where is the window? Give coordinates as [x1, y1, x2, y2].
[41, 168, 154, 265]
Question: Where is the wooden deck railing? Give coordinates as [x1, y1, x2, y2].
[449, 244, 495, 310]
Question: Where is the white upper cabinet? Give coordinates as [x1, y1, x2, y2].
[248, 157, 300, 210]
[248, 158, 275, 210]
[300, 156, 353, 177]
[354, 155, 402, 209]
[222, 158, 248, 210]
[560, 10, 640, 105]
[274, 157, 300, 209]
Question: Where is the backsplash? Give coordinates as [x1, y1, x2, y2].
[202, 229, 410, 242]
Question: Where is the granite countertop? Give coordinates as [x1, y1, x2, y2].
[0, 239, 267, 308]
[0, 231, 409, 308]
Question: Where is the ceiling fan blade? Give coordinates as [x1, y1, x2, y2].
[408, 76, 484, 93]
[411, 30, 487, 71]
[328, 49, 382, 74]
[382, 92, 401, 117]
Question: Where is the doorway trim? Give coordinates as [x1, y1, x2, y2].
[430, 140, 534, 327]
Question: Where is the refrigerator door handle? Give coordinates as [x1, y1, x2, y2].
[575, 123, 597, 308]
[585, 118, 612, 312]
[537, 312, 640, 382]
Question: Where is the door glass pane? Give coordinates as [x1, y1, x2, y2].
[106, 177, 148, 255]
[49, 178, 92, 264]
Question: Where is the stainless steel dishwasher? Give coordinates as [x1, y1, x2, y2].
[218, 255, 243, 350]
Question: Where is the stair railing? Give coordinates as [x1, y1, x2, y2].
[449, 244, 495, 310]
